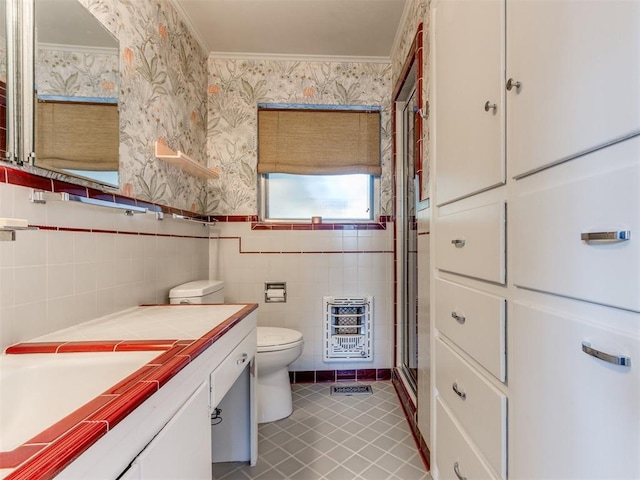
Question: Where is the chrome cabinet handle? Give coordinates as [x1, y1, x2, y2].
[484, 101, 497, 112]
[582, 342, 631, 367]
[454, 461, 468, 480]
[581, 230, 631, 242]
[451, 312, 466, 324]
[451, 239, 466, 247]
[452, 382, 467, 400]
[506, 78, 521, 91]
[237, 353, 249, 365]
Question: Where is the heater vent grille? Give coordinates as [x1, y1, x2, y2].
[323, 296, 372, 362]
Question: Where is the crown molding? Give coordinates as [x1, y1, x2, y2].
[208, 51, 391, 65]
[37, 42, 118, 56]
[390, 0, 415, 61]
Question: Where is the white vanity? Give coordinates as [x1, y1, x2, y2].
[0, 304, 258, 480]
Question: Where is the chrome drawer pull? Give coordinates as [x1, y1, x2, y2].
[581, 230, 631, 242]
[582, 342, 631, 367]
[451, 312, 466, 324]
[451, 239, 466, 247]
[237, 353, 249, 365]
[452, 382, 467, 400]
[454, 461, 468, 480]
[484, 101, 497, 112]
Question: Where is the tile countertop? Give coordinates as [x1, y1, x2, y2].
[0, 303, 258, 480]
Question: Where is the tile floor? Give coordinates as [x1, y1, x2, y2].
[212, 381, 430, 480]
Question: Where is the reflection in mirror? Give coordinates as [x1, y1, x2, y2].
[34, 0, 119, 187]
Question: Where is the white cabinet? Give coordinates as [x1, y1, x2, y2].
[513, 138, 640, 312]
[436, 399, 497, 480]
[431, 1, 639, 479]
[435, 339, 506, 477]
[125, 382, 212, 480]
[434, 201, 505, 284]
[434, 0, 505, 205]
[506, 0, 640, 177]
[435, 279, 505, 381]
[509, 302, 640, 479]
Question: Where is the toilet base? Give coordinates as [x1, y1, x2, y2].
[257, 368, 293, 423]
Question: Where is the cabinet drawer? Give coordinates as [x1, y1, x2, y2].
[436, 338, 506, 477]
[435, 279, 506, 381]
[435, 201, 505, 284]
[436, 398, 498, 480]
[509, 302, 640, 479]
[210, 329, 256, 408]
[513, 147, 639, 312]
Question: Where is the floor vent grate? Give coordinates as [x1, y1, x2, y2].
[330, 384, 373, 396]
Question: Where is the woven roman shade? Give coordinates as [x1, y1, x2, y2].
[257, 109, 381, 176]
[35, 100, 119, 171]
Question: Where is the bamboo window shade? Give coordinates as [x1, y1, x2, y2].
[35, 100, 119, 171]
[257, 109, 381, 176]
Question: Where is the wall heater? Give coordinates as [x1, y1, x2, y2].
[323, 296, 373, 362]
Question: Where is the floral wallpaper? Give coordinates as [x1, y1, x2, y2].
[36, 47, 118, 98]
[206, 59, 393, 216]
[69, 0, 209, 212]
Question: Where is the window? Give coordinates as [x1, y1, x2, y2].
[257, 106, 381, 222]
[264, 173, 373, 221]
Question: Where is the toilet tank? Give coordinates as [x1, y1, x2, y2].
[169, 280, 225, 304]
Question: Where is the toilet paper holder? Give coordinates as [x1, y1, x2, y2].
[265, 282, 287, 303]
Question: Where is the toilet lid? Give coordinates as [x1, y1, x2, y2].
[257, 327, 303, 349]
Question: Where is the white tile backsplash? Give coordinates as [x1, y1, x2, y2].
[211, 221, 394, 371]
[0, 181, 209, 351]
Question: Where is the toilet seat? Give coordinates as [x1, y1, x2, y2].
[257, 327, 304, 353]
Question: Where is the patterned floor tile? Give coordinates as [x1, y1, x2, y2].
[212, 381, 429, 480]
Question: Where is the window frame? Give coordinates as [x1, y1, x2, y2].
[259, 172, 380, 223]
[257, 103, 382, 224]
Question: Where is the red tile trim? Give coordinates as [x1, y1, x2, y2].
[26, 395, 116, 445]
[289, 368, 393, 384]
[57, 341, 120, 353]
[0, 446, 46, 470]
[337, 369, 356, 381]
[392, 369, 431, 471]
[4, 422, 108, 480]
[87, 381, 159, 429]
[5, 169, 53, 191]
[51, 180, 88, 197]
[114, 340, 179, 352]
[4, 342, 63, 354]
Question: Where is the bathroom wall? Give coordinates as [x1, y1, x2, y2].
[0, 0, 210, 351]
[205, 57, 395, 374]
[211, 219, 394, 375]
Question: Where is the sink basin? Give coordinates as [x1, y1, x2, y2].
[0, 351, 159, 452]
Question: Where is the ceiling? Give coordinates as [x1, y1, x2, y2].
[172, 0, 409, 60]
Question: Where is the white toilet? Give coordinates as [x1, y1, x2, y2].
[168, 280, 304, 424]
[257, 327, 304, 423]
[168, 279, 224, 304]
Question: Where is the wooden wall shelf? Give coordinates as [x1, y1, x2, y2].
[154, 141, 219, 179]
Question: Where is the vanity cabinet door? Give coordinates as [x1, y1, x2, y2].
[506, 0, 640, 177]
[434, 0, 505, 205]
[129, 382, 211, 480]
[509, 302, 640, 479]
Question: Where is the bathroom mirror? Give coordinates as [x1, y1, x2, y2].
[33, 0, 119, 187]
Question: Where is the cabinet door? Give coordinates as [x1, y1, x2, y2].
[509, 302, 640, 479]
[434, 0, 505, 205]
[132, 382, 212, 480]
[507, 0, 640, 177]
